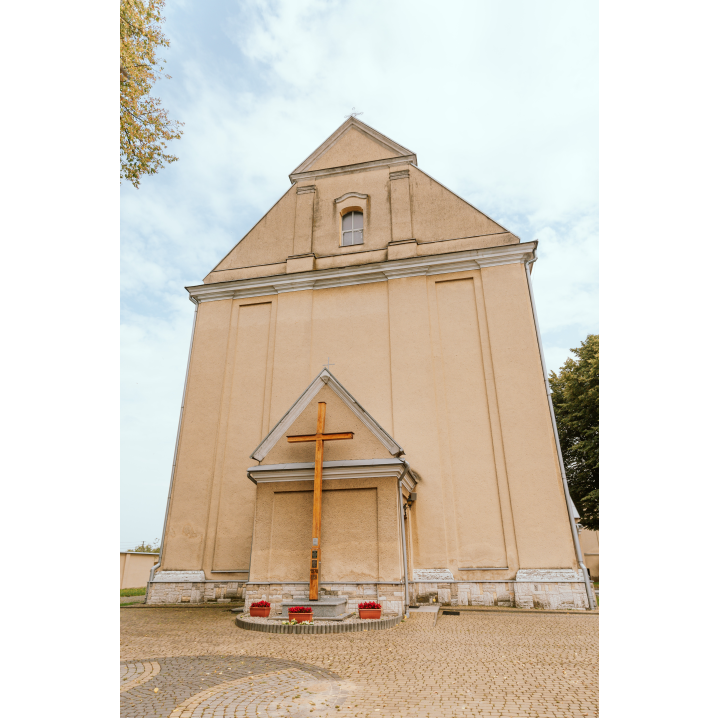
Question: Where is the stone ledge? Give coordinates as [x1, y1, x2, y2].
[152, 570, 206, 582]
[515, 569, 582, 582]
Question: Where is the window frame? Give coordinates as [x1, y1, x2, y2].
[341, 210, 364, 247]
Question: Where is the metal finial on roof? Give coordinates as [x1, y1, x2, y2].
[344, 107, 363, 119]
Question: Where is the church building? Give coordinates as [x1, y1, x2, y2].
[146, 117, 596, 612]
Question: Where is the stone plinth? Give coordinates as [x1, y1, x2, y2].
[244, 583, 405, 616]
[146, 581, 244, 604]
[409, 579, 590, 610]
[281, 597, 348, 618]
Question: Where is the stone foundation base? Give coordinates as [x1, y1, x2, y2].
[411, 581, 590, 610]
[146, 581, 245, 605]
[246, 583, 406, 616]
[146, 578, 592, 611]
[514, 581, 590, 610]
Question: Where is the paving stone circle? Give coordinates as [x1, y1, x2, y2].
[120, 654, 351, 717]
[121, 605, 599, 717]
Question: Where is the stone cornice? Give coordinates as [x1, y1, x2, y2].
[290, 155, 416, 183]
[250, 368, 403, 461]
[247, 459, 417, 491]
[186, 241, 537, 304]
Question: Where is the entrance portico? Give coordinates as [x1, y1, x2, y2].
[242, 370, 416, 616]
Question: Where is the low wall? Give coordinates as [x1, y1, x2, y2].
[120, 552, 159, 589]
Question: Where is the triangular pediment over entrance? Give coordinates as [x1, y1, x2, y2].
[289, 117, 416, 179]
[250, 369, 403, 464]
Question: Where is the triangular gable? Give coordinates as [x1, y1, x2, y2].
[290, 117, 416, 178]
[250, 369, 403, 461]
[307, 127, 401, 171]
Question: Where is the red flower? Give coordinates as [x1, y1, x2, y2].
[358, 601, 381, 610]
[288, 606, 312, 613]
[250, 600, 271, 608]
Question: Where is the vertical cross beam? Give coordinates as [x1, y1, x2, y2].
[287, 402, 353, 600]
[310, 401, 326, 600]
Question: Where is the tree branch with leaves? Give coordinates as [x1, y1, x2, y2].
[549, 334, 599, 531]
[121, 0, 183, 188]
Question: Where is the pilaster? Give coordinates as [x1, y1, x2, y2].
[389, 169, 412, 241]
[293, 185, 316, 257]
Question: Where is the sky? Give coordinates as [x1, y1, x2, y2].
[120, 0, 598, 550]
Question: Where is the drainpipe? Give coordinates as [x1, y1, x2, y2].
[149, 296, 200, 582]
[246, 469, 256, 585]
[397, 459, 411, 618]
[524, 257, 597, 610]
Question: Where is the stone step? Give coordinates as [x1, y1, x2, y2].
[280, 596, 348, 618]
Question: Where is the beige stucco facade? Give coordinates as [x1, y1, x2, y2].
[146, 118, 593, 611]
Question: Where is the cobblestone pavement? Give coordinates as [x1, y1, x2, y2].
[121, 606, 598, 717]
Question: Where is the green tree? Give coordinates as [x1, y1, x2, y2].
[549, 334, 599, 530]
[121, 0, 183, 187]
[132, 539, 160, 553]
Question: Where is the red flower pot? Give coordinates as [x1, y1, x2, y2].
[250, 606, 271, 618]
[293, 612, 313, 623]
[358, 608, 382, 620]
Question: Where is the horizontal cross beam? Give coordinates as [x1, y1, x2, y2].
[287, 432, 354, 443]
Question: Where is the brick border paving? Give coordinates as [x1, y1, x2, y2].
[120, 660, 161, 692]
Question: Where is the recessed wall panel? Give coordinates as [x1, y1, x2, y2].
[212, 302, 273, 570]
[322, 488, 379, 581]
[435, 278, 507, 567]
[267, 490, 313, 581]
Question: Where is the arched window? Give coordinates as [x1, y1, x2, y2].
[341, 211, 363, 246]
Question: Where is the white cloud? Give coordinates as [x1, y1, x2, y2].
[121, 0, 598, 543]
[532, 220, 599, 332]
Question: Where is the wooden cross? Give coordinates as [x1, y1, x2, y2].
[287, 402, 353, 600]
